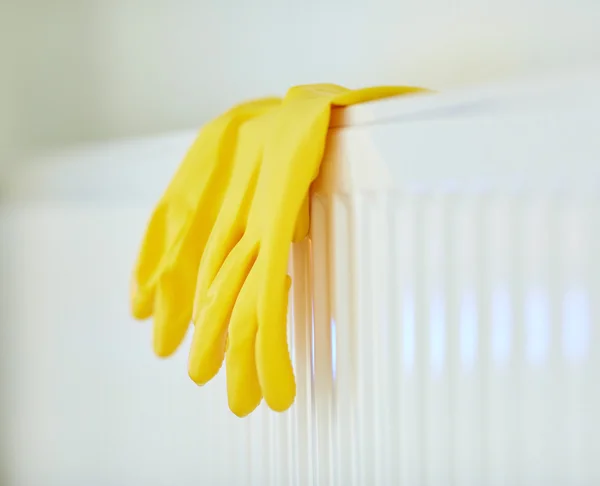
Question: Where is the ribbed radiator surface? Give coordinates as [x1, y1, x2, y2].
[245, 190, 599, 486]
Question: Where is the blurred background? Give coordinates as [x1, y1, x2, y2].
[1, 1, 599, 485]
[2, 0, 600, 169]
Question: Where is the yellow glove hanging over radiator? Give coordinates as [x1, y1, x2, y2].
[130, 98, 281, 357]
[188, 84, 427, 416]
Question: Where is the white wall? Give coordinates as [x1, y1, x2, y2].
[0, 203, 258, 486]
[0, 133, 255, 486]
[2, 0, 600, 169]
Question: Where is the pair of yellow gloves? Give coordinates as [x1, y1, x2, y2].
[130, 84, 427, 417]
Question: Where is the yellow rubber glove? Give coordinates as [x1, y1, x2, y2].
[130, 97, 281, 357]
[188, 84, 428, 416]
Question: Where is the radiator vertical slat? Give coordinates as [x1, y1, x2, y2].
[353, 194, 377, 486]
[330, 195, 357, 486]
[483, 195, 517, 486]
[367, 193, 389, 486]
[557, 198, 590, 486]
[421, 195, 451, 485]
[373, 193, 394, 485]
[393, 193, 421, 486]
[450, 194, 484, 485]
[520, 197, 554, 485]
[310, 196, 334, 486]
[291, 239, 315, 486]
[584, 201, 600, 484]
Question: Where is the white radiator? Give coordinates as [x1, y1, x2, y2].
[1, 71, 599, 485]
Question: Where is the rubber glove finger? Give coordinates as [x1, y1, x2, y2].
[132, 198, 197, 321]
[131, 202, 174, 319]
[192, 129, 264, 322]
[130, 278, 153, 320]
[292, 193, 310, 243]
[150, 198, 223, 356]
[257, 273, 295, 412]
[151, 260, 197, 357]
[226, 266, 262, 417]
[189, 236, 259, 385]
